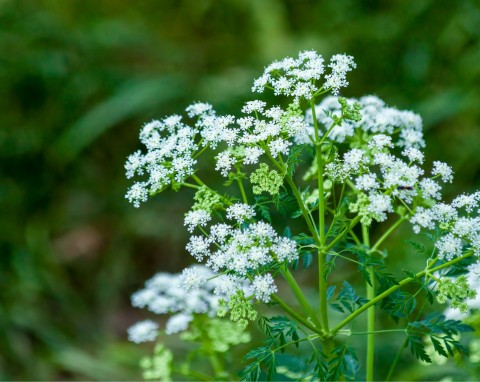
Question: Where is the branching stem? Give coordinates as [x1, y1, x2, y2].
[331, 250, 474, 334]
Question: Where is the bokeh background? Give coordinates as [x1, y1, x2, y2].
[1, 0, 480, 380]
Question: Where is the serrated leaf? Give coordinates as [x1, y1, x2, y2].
[405, 240, 426, 255]
[329, 281, 367, 313]
[431, 337, 448, 357]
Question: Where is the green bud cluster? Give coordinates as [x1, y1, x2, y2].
[436, 275, 476, 313]
[217, 290, 258, 329]
[250, 163, 283, 196]
[181, 317, 250, 352]
[349, 193, 373, 226]
[192, 186, 222, 212]
[338, 97, 362, 122]
[140, 344, 173, 381]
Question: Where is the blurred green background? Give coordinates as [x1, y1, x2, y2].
[1, 0, 480, 380]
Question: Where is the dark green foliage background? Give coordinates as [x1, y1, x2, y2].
[1, 0, 479, 379]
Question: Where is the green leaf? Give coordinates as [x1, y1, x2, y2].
[327, 344, 359, 381]
[406, 313, 473, 362]
[381, 290, 417, 319]
[405, 239, 426, 255]
[329, 281, 367, 313]
[349, 245, 398, 288]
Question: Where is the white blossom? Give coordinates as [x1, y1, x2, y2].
[432, 161, 454, 183]
[226, 203, 255, 224]
[436, 233, 463, 260]
[215, 151, 235, 177]
[128, 320, 159, 343]
[184, 209, 211, 233]
[165, 313, 193, 335]
[186, 102, 213, 118]
[243, 146, 264, 165]
[251, 274, 278, 303]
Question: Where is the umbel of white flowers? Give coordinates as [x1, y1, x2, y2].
[126, 50, 480, 344]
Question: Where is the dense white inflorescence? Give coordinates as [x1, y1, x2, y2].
[126, 50, 480, 347]
[128, 265, 251, 341]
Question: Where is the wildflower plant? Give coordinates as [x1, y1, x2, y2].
[125, 51, 478, 381]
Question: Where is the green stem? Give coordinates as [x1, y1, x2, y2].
[264, 150, 320, 245]
[350, 329, 406, 335]
[271, 294, 324, 336]
[236, 174, 249, 204]
[180, 182, 200, 189]
[282, 268, 322, 328]
[310, 99, 330, 334]
[191, 174, 206, 187]
[325, 215, 362, 252]
[349, 228, 362, 246]
[284, 174, 321, 245]
[193, 144, 209, 159]
[362, 224, 375, 382]
[208, 353, 224, 378]
[371, 217, 406, 252]
[331, 251, 475, 334]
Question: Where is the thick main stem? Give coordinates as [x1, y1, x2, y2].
[362, 224, 375, 382]
[311, 99, 330, 334]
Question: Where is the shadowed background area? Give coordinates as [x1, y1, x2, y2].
[1, 0, 479, 379]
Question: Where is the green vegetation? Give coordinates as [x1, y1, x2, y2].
[1, 0, 479, 380]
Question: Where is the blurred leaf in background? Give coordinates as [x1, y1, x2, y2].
[0, 0, 479, 379]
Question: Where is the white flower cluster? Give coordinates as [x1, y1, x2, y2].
[297, 95, 425, 148]
[411, 192, 480, 260]
[444, 262, 480, 320]
[125, 116, 198, 207]
[127, 320, 159, 344]
[128, 265, 250, 342]
[184, 209, 211, 233]
[125, 103, 238, 207]
[252, 50, 355, 100]
[213, 102, 310, 176]
[298, 95, 454, 226]
[185, 205, 298, 302]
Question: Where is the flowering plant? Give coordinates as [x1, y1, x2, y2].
[125, 51, 478, 381]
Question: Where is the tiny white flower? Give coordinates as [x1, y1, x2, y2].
[368, 134, 393, 150]
[402, 147, 425, 163]
[242, 100, 267, 114]
[165, 313, 193, 335]
[128, 320, 159, 343]
[243, 146, 264, 165]
[186, 102, 213, 118]
[432, 161, 453, 183]
[184, 209, 211, 233]
[420, 178, 442, 200]
[268, 138, 292, 158]
[436, 233, 463, 260]
[186, 236, 211, 261]
[125, 182, 149, 208]
[215, 151, 235, 177]
[355, 173, 379, 191]
[251, 274, 278, 303]
[226, 203, 255, 224]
